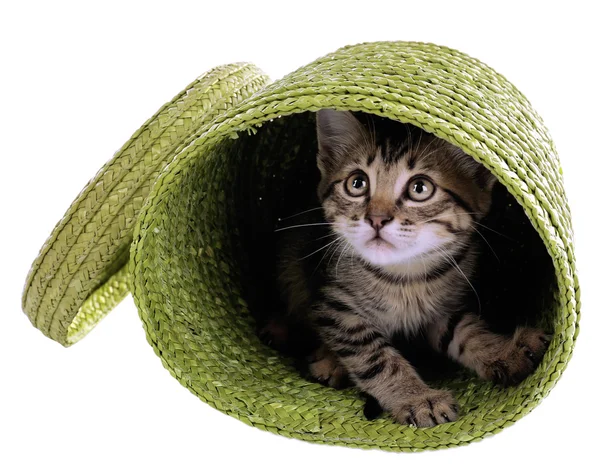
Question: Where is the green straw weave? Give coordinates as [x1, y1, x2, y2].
[22, 41, 580, 451]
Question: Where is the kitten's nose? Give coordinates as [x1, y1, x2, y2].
[367, 214, 393, 231]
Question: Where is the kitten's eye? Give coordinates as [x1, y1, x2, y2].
[344, 172, 370, 197]
[407, 176, 435, 201]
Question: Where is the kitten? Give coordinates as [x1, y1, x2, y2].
[262, 110, 549, 427]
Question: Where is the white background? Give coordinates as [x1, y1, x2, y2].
[1, 1, 598, 474]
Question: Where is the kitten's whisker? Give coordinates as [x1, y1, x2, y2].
[417, 146, 442, 164]
[336, 242, 351, 278]
[418, 212, 479, 226]
[366, 114, 376, 147]
[300, 236, 344, 260]
[421, 135, 436, 158]
[417, 214, 517, 242]
[335, 243, 348, 278]
[469, 224, 500, 263]
[275, 222, 331, 232]
[413, 128, 421, 157]
[328, 240, 346, 268]
[277, 207, 324, 222]
[406, 126, 414, 164]
[420, 254, 432, 295]
[472, 221, 516, 241]
[433, 244, 481, 315]
[310, 238, 340, 277]
[312, 231, 338, 242]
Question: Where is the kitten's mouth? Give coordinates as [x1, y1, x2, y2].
[366, 235, 393, 248]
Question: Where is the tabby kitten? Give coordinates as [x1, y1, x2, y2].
[264, 110, 549, 427]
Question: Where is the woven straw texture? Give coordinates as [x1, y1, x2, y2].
[23, 41, 579, 451]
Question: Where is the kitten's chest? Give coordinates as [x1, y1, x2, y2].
[350, 278, 451, 337]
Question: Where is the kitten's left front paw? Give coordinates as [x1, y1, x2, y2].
[392, 388, 459, 427]
[487, 327, 550, 386]
[258, 318, 289, 351]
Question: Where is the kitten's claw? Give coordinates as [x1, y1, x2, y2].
[393, 388, 458, 427]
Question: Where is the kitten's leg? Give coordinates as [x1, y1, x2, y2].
[428, 313, 550, 386]
[313, 305, 458, 427]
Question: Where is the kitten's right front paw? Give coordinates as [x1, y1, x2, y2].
[308, 347, 351, 389]
[393, 389, 459, 427]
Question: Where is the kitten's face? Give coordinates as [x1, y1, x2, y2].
[316, 110, 496, 268]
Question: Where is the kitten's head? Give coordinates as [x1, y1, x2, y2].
[316, 109, 497, 269]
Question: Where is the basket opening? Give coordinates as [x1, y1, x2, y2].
[156, 110, 558, 429]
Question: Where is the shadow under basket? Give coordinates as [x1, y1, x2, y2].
[22, 41, 580, 452]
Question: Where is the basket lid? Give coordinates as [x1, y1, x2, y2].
[22, 63, 270, 346]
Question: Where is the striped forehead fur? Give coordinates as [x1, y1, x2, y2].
[316, 110, 495, 217]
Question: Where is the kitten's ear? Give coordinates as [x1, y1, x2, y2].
[476, 165, 498, 216]
[316, 109, 367, 173]
[477, 165, 498, 192]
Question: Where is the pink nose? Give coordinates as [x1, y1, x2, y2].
[367, 215, 393, 231]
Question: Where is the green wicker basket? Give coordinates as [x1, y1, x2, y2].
[22, 41, 580, 451]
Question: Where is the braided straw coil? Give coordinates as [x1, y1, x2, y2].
[23, 41, 579, 451]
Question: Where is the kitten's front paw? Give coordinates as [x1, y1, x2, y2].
[487, 327, 550, 386]
[308, 347, 351, 389]
[258, 318, 290, 352]
[393, 388, 459, 427]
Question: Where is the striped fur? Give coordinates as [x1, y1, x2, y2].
[263, 110, 548, 427]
